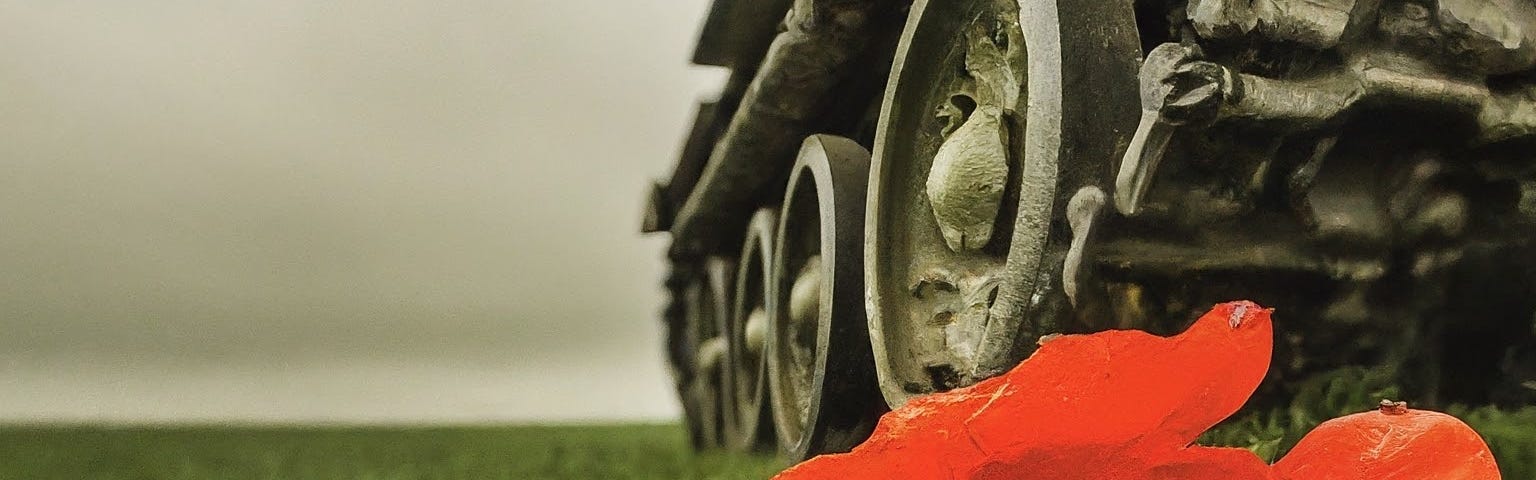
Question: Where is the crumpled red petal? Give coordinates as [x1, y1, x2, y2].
[1274, 405, 1501, 480]
[773, 301, 1502, 480]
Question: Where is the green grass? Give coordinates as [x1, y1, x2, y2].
[9, 414, 1527, 479]
[0, 424, 787, 480]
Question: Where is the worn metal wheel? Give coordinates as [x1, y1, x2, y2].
[684, 257, 736, 449]
[767, 135, 885, 461]
[724, 209, 777, 451]
[865, 0, 1141, 406]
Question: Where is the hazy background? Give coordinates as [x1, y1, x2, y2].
[0, 1, 725, 423]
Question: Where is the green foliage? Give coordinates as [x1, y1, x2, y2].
[1200, 409, 1289, 462]
[1283, 366, 1401, 438]
[1450, 405, 1536, 480]
[1202, 366, 1400, 462]
[0, 424, 786, 480]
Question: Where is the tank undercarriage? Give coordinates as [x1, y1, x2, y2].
[645, 0, 1536, 461]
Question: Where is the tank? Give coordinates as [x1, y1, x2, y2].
[643, 0, 1536, 462]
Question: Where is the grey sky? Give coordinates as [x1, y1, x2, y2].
[0, 1, 723, 423]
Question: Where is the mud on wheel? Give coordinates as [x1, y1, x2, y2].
[865, 0, 1141, 406]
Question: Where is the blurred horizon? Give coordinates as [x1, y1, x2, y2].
[0, 1, 724, 424]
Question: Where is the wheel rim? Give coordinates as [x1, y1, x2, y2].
[866, 0, 1141, 407]
[726, 209, 777, 451]
[768, 135, 883, 460]
[686, 258, 735, 448]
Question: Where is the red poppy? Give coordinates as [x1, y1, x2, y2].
[776, 301, 1500, 480]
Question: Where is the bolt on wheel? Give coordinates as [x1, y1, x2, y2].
[768, 135, 885, 461]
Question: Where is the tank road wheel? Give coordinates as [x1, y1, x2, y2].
[684, 257, 735, 449]
[768, 135, 884, 461]
[725, 209, 778, 451]
[865, 0, 1141, 406]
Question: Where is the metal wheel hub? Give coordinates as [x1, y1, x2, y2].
[866, 0, 1141, 406]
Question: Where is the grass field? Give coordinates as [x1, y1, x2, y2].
[0, 424, 787, 480]
[4, 419, 1529, 479]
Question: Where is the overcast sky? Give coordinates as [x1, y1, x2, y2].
[0, 1, 724, 423]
